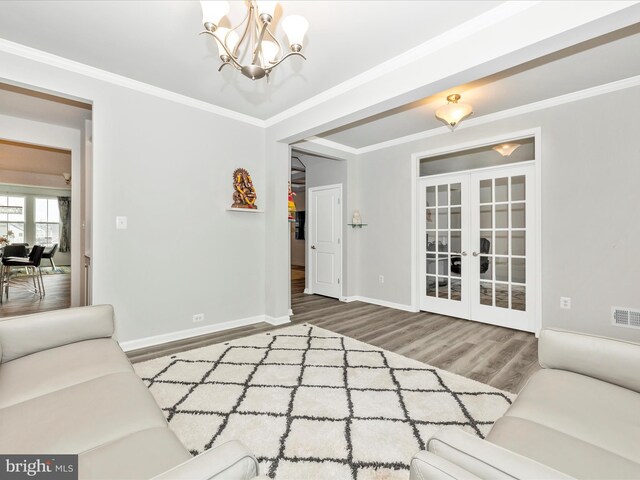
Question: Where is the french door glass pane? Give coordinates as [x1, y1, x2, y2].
[478, 175, 528, 312]
[424, 182, 463, 302]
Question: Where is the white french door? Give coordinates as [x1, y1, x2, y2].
[419, 163, 536, 332]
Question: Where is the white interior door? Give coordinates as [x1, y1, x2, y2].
[309, 184, 342, 299]
[419, 164, 536, 332]
[419, 173, 470, 319]
[470, 164, 536, 331]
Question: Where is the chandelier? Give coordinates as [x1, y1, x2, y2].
[200, 1, 309, 81]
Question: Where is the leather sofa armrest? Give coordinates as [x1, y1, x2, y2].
[0, 305, 115, 363]
[539, 328, 640, 392]
[425, 427, 573, 480]
[152, 440, 259, 480]
[410, 451, 481, 480]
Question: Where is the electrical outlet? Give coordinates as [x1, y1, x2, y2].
[560, 297, 571, 309]
[379, 275, 384, 284]
[192, 313, 205, 323]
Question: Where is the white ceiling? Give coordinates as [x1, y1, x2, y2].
[317, 26, 640, 149]
[0, 83, 92, 130]
[0, 1, 502, 120]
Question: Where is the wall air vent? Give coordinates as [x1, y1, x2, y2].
[612, 307, 640, 329]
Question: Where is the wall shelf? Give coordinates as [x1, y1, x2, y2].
[225, 207, 264, 213]
[347, 223, 368, 228]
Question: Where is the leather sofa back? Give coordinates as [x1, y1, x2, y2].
[539, 328, 640, 393]
[0, 305, 115, 363]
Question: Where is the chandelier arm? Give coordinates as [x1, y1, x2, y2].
[231, 3, 253, 59]
[251, 16, 271, 65]
[218, 62, 240, 72]
[201, 31, 244, 71]
[264, 25, 283, 64]
[266, 51, 307, 71]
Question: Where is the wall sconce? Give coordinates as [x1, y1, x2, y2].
[492, 143, 521, 157]
[435, 94, 473, 130]
[62, 173, 71, 185]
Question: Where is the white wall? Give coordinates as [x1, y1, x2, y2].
[0, 50, 266, 343]
[355, 85, 640, 342]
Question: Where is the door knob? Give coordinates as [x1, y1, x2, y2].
[472, 251, 479, 256]
[311, 245, 316, 250]
[461, 251, 468, 256]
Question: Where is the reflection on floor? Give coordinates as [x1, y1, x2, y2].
[291, 265, 305, 294]
[427, 277, 525, 311]
[0, 272, 71, 318]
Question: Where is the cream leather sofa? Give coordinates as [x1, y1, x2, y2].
[0, 305, 259, 480]
[410, 328, 640, 480]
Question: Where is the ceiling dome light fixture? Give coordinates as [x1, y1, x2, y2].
[492, 143, 521, 157]
[435, 94, 473, 130]
[200, 1, 308, 81]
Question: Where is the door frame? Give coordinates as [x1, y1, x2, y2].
[307, 183, 343, 299]
[410, 127, 543, 335]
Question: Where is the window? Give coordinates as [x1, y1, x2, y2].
[0, 195, 26, 243]
[35, 198, 60, 245]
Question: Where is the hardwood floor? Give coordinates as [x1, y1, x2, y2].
[128, 267, 539, 393]
[0, 273, 71, 318]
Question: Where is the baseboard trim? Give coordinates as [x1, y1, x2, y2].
[343, 296, 418, 312]
[119, 315, 266, 352]
[303, 288, 312, 295]
[265, 315, 291, 326]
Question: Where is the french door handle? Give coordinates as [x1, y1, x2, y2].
[472, 251, 479, 257]
[311, 245, 316, 250]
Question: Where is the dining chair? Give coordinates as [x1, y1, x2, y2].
[1, 245, 46, 303]
[42, 243, 59, 270]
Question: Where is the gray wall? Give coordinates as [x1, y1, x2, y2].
[0, 49, 266, 343]
[356, 85, 640, 342]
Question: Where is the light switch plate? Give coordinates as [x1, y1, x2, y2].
[116, 216, 127, 229]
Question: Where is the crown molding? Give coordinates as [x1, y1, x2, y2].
[263, 1, 538, 128]
[317, 74, 640, 156]
[0, 38, 266, 128]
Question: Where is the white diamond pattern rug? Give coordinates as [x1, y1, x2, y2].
[134, 324, 514, 479]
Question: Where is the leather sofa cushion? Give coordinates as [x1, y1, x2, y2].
[488, 416, 640, 480]
[79, 427, 190, 480]
[0, 338, 133, 408]
[0, 372, 168, 454]
[501, 369, 640, 464]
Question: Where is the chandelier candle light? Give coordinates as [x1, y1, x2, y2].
[200, 1, 309, 81]
[435, 94, 473, 130]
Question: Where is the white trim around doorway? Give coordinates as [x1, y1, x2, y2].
[410, 127, 543, 335]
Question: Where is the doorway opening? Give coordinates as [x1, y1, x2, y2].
[0, 82, 93, 317]
[290, 155, 306, 296]
[289, 149, 347, 313]
[413, 131, 541, 333]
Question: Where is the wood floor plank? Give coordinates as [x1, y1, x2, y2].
[128, 269, 540, 393]
[0, 273, 70, 318]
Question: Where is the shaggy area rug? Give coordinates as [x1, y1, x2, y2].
[134, 324, 514, 479]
